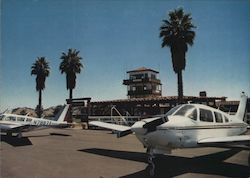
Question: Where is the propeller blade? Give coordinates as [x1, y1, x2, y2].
[117, 129, 133, 138]
[143, 116, 168, 132]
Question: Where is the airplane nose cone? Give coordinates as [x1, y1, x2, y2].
[131, 121, 147, 135]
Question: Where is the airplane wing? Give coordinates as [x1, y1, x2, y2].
[89, 121, 131, 131]
[198, 135, 250, 145]
[0, 123, 31, 132]
[89, 121, 132, 137]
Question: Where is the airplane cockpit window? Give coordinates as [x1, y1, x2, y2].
[174, 105, 197, 120]
[200, 108, 213, 122]
[5, 116, 16, 121]
[0, 115, 4, 120]
[10, 116, 16, 121]
[214, 112, 223, 123]
[165, 105, 182, 116]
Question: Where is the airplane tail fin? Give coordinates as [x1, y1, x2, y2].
[235, 92, 248, 121]
[54, 104, 70, 122]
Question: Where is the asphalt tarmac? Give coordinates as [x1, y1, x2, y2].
[1, 128, 250, 178]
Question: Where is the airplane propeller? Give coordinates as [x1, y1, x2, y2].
[117, 129, 133, 138]
[115, 116, 169, 138]
[143, 116, 168, 133]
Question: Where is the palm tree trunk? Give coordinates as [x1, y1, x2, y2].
[177, 70, 183, 103]
[68, 89, 73, 123]
[69, 89, 73, 100]
[38, 89, 42, 117]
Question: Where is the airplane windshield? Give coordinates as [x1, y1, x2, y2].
[174, 105, 197, 120]
[165, 105, 182, 116]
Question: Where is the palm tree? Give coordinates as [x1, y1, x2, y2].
[160, 8, 195, 102]
[59, 48, 83, 100]
[31, 57, 50, 117]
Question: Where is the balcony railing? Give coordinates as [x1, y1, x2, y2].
[123, 78, 161, 85]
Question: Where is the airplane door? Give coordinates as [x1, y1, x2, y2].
[175, 130, 184, 147]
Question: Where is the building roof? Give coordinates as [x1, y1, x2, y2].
[217, 100, 240, 105]
[127, 67, 159, 74]
[91, 96, 227, 104]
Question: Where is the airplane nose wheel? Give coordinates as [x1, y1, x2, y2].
[148, 155, 155, 176]
[147, 148, 155, 176]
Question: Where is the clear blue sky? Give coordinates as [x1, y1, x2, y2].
[1, 0, 250, 110]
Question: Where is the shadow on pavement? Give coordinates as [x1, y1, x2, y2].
[49, 132, 71, 136]
[80, 148, 250, 178]
[1, 135, 32, 147]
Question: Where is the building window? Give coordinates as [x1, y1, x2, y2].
[151, 74, 156, 79]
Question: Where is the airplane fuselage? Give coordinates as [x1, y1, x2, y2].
[131, 104, 248, 153]
[0, 112, 68, 134]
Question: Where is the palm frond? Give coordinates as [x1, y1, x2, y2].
[59, 48, 84, 90]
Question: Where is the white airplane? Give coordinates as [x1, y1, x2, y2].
[89, 92, 250, 176]
[0, 104, 70, 138]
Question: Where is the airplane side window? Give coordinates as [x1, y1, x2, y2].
[7, 116, 16, 121]
[224, 116, 229, 123]
[10, 117, 16, 121]
[214, 112, 223, 123]
[200, 109, 213, 122]
[188, 109, 197, 120]
[17, 117, 25, 122]
[26, 118, 32, 122]
[5, 117, 11, 121]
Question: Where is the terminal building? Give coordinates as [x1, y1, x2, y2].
[68, 67, 250, 122]
[88, 67, 227, 116]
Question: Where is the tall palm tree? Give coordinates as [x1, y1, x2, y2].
[59, 48, 83, 100]
[31, 57, 50, 117]
[160, 8, 195, 102]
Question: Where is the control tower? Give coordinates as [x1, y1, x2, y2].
[123, 67, 162, 98]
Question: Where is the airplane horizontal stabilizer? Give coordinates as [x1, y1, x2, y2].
[198, 135, 250, 145]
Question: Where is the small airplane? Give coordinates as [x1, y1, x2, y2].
[0, 104, 70, 138]
[89, 92, 250, 176]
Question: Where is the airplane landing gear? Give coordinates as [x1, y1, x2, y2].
[17, 132, 23, 138]
[147, 148, 155, 176]
[6, 131, 12, 137]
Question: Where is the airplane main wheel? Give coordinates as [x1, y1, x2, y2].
[17, 132, 22, 138]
